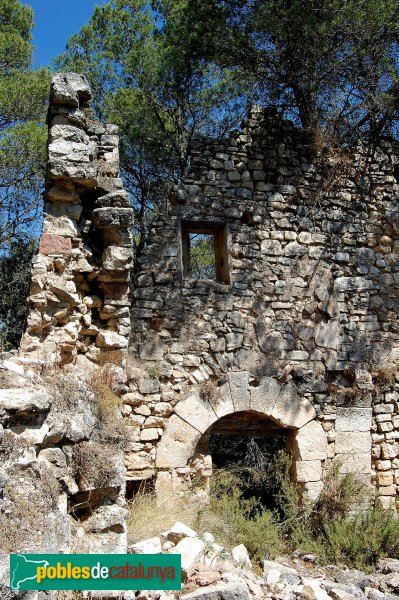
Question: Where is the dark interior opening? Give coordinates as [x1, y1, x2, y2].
[125, 477, 155, 501]
[204, 411, 289, 511]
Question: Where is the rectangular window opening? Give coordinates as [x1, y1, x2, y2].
[180, 222, 230, 284]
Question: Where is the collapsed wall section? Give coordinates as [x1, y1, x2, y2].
[20, 73, 134, 367]
[126, 107, 399, 507]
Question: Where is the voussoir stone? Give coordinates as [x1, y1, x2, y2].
[174, 389, 218, 434]
[270, 383, 316, 429]
[156, 414, 201, 468]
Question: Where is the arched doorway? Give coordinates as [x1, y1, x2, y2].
[155, 373, 328, 502]
[198, 411, 291, 510]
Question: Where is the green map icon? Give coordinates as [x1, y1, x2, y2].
[10, 555, 49, 590]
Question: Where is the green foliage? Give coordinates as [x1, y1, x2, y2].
[197, 468, 285, 563]
[0, 0, 49, 348]
[0, 238, 35, 349]
[319, 508, 399, 570]
[56, 0, 253, 257]
[0, 0, 33, 74]
[199, 454, 399, 570]
[0, 0, 49, 249]
[188, 234, 216, 280]
[274, 460, 399, 571]
[210, 0, 399, 140]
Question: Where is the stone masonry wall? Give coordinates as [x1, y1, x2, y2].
[17, 74, 399, 509]
[125, 106, 399, 508]
[20, 73, 134, 367]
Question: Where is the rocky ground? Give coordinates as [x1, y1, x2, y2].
[125, 521, 399, 600]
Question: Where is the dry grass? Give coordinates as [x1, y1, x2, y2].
[0, 429, 30, 460]
[72, 440, 119, 491]
[127, 485, 198, 544]
[89, 367, 125, 443]
[0, 464, 60, 554]
[372, 362, 398, 385]
[46, 372, 89, 411]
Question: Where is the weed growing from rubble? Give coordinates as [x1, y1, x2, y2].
[196, 468, 285, 563]
[276, 459, 399, 571]
[0, 464, 60, 554]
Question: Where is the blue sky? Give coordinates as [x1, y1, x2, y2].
[27, 0, 106, 67]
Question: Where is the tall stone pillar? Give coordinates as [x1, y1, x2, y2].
[20, 73, 133, 366]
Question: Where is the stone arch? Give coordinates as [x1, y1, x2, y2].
[155, 373, 328, 500]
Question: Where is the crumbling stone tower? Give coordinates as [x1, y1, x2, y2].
[21, 75, 399, 509]
[21, 73, 134, 366]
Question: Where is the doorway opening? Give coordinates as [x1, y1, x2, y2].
[198, 411, 291, 512]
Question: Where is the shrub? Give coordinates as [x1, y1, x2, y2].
[319, 507, 399, 570]
[196, 469, 285, 563]
[72, 441, 119, 490]
[276, 461, 399, 571]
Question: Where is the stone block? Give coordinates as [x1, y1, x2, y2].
[335, 432, 371, 455]
[174, 390, 217, 434]
[82, 506, 127, 534]
[92, 207, 134, 229]
[293, 421, 328, 460]
[294, 460, 322, 482]
[129, 536, 162, 554]
[335, 408, 372, 432]
[377, 472, 394, 486]
[164, 522, 197, 544]
[39, 233, 72, 256]
[284, 241, 307, 256]
[156, 414, 201, 468]
[302, 481, 324, 501]
[96, 331, 128, 349]
[0, 388, 52, 413]
[102, 246, 132, 271]
[315, 320, 340, 350]
[334, 277, 374, 293]
[381, 442, 399, 459]
[231, 544, 252, 569]
[335, 453, 371, 475]
[138, 378, 160, 394]
[125, 452, 154, 475]
[171, 537, 206, 580]
[377, 485, 397, 496]
[52, 73, 91, 106]
[139, 340, 164, 360]
[261, 239, 282, 255]
[140, 428, 159, 441]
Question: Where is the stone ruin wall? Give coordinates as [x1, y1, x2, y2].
[21, 75, 399, 510]
[20, 72, 134, 367]
[128, 107, 399, 508]
[0, 74, 132, 559]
